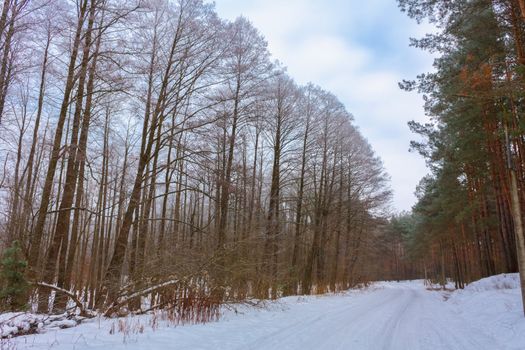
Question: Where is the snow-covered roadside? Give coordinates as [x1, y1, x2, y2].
[6, 274, 525, 350]
[447, 274, 525, 350]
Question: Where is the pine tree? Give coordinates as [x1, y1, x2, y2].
[0, 241, 29, 311]
[399, 0, 525, 311]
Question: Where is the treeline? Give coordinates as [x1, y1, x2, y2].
[391, 0, 525, 298]
[0, 0, 390, 314]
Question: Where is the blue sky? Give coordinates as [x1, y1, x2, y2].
[214, 0, 436, 212]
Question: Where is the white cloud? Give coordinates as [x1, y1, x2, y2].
[214, 0, 437, 212]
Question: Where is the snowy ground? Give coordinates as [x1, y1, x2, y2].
[7, 274, 525, 350]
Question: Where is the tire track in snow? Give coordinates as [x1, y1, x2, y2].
[242, 287, 408, 350]
[241, 283, 506, 350]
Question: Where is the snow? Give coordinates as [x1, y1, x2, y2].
[0, 312, 87, 340]
[460, 273, 520, 292]
[0, 313, 46, 338]
[448, 273, 525, 350]
[8, 274, 525, 350]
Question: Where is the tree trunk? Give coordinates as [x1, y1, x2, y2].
[29, 0, 89, 276]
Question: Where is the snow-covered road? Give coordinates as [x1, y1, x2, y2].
[225, 282, 504, 350]
[12, 276, 525, 350]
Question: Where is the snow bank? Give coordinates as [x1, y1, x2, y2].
[463, 273, 520, 292]
[449, 273, 524, 350]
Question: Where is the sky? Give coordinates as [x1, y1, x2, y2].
[214, 0, 437, 212]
